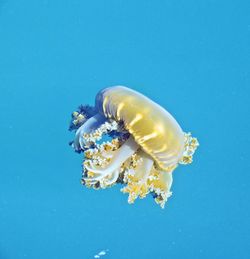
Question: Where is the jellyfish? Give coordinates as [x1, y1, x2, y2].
[69, 86, 199, 208]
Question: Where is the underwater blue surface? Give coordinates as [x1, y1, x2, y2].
[0, 0, 249, 258]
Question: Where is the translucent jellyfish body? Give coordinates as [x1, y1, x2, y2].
[69, 86, 199, 208]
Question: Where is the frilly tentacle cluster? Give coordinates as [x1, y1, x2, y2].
[81, 135, 174, 208]
[179, 133, 199, 165]
[81, 120, 120, 148]
[69, 105, 97, 131]
[69, 114, 177, 208]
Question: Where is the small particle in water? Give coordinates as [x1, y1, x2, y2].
[94, 249, 108, 258]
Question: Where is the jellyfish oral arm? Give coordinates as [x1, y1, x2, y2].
[83, 136, 139, 182]
[146, 169, 173, 208]
[135, 151, 154, 182]
[74, 113, 106, 151]
[121, 151, 154, 203]
[113, 136, 140, 165]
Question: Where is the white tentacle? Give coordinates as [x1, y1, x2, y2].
[74, 113, 106, 151]
[84, 136, 138, 175]
[83, 136, 139, 185]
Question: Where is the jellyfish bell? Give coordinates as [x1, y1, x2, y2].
[95, 86, 186, 170]
[69, 86, 199, 208]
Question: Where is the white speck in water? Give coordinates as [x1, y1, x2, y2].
[94, 249, 108, 258]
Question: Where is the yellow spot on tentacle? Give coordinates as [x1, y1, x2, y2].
[121, 182, 149, 204]
[87, 171, 95, 177]
[72, 112, 86, 126]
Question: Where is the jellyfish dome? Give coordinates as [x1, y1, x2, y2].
[69, 86, 199, 208]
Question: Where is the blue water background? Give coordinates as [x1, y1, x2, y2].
[0, 1, 249, 258]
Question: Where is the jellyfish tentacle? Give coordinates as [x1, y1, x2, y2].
[85, 169, 120, 187]
[84, 168, 119, 185]
[102, 169, 120, 186]
[83, 136, 139, 185]
[121, 150, 154, 203]
[74, 113, 106, 151]
[121, 149, 174, 207]
[149, 169, 173, 208]
[132, 150, 154, 182]
[84, 136, 139, 174]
